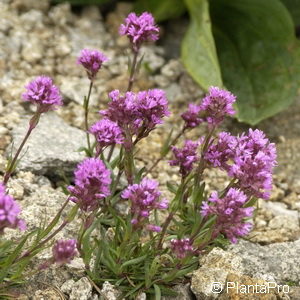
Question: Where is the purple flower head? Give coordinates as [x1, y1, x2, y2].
[121, 178, 168, 230]
[204, 132, 237, 171]
[229, 129, 277, 199]
[181, 103, 203, 128]
[135, 89, 170, 134]
[170, 238, 194, 259]
[101, 90, 139, 132]
[68, 158, 111, 212]
[169, 140, 199, 177]
[146, 224, 162, 232]
[22, 76, 63, 113]
[52, 239, 77, 265]
[77, 49, 108, 80]
[200, 86, 236, 126]
[201, 188, 254, 243]
[89, 119, 124, 148]
[0, 183, 26, 234]
[119, 12, 159, 50]
[101, 89, 169, 137]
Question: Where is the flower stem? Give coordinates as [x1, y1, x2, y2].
[194, 126, 216, 186]
[127, 49, 139, 92]
[15, 220, 68, 264]
[157, 178, 187, 250]
[157, 211, 174, 250]
[14, 202, 77, 264]
[107, 144, 115, 162]
[145, 127, 186, 176]
[3, 112, 41, 185]
[84, 80, 94, 153]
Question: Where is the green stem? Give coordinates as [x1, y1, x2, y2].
[3, 112, 41, 185]
[15, 220, 68, 264]
[194, 126, 216, 186]
[14, 204, 78, 264]
[84, 80, 93, 153]
[107, 144, 115, 162]
[157, 178, 187, 249]
[127, 49, 139, 92]
[157, 211, 174, 250]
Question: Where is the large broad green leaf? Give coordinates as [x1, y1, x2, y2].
[134, 0, 186, 22]
[210, 0, 300, 125]
[281, 0, 300, 25]
[181, 0, 223, 91]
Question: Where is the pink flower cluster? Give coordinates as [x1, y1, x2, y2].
[121, 178, 168, 231]
[22, 76, 63, 113]
[119, 12, 159, 51]
[181, 104, 203, 129]
[204, 132, 237, 170]
[0, 183, 26, 234]
[101, 89, 170, 138]
[169, 140, 199, 177]
[77, 49, 108, 80]
[89, 119, 124, 149]
[170, 238, 194, 259]
[201, 188, 254, 243]
[181, 86, 236, 128]
[204, 129, 276, 199]
[229, 129, 277, 199]
[68, 158, 111, 212]
[52, 239, 77, 265]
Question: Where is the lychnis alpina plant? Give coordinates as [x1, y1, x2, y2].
[0, 11, 277, 300]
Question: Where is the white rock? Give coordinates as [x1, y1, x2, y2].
[100, 281, 123, 300]
[61, 279, 76, 294]
[69, 277, 92, 300]
[21, 35, 44, 63]
[8, 112, 85, 175]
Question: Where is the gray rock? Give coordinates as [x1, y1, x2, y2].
[0, 97, 3, 114]
[228, 239, 300, 283]
[69, 277, 92, 300]
[60, 77, 102, 106]
[136, 293, 146, 300]
[61, 279, 76, 294]
[66, 257, 86, 276]
[11, 0, 50, 12]
[21, 35, 44, 63]
[161, 59, 183, 81]
[20, 10, 44, 31]
[140, 46, 165, 72]
[8, 112, 85, 176]
[48, 3, 74, 27]
[191, 248, 243, 299]
[100, 281, 123, 300]
[163, 284, 193, 300]
[165, 83, 184, 102]
[261, 200, 299, 219]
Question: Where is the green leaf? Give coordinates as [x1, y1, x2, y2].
[121, 255, 147, 269]
[281, 0, 300, 25]
[0, 234, 29, 282]
[154, 284, 161, 300]
[166, 181, 178, 194]
[123, 282, 144, 298]
[210, 0, 300, 124]
[182, 0, 223, 91]
[134, 0, 186, 22]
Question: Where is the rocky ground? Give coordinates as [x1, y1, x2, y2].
[0, 0, 300, 299]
